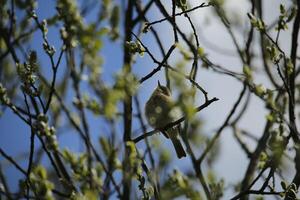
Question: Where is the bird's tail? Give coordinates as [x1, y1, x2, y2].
[166, 128, 186, 159]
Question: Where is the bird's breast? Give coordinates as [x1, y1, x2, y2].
[145, 94, 173, 128]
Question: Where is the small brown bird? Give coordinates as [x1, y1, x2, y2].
[145, 81, 186, 158]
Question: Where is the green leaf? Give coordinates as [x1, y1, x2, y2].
[83, 190, 98, 200]
[286, 58, 294, 75]
[243, 65, 252, 80]
[254, 84, 266, 97]
[99, 137, 111, 156]
[280, 4, 286, 15]
[197, 47, 205, 57]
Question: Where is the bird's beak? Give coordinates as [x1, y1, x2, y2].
[157, 80, 161, 88]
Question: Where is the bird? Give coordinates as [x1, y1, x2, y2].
[145, 81, 186, 158]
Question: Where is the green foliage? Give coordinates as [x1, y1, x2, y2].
[197, 47, 205, 58]
[84, 97, 100, 115]
[80, 24, 104, 69]
[254, 84, 267, 98]
[176, 43, 192, 60]
[94, 70, 139, 119]
[169, 64, 197, 120]
[247, 13, 266, 32]
[137, 174, 154, 200]
[99, 137, 111, 157]
[125, 41, 145, 56]
[16, 51, 40, 96]
[70, 190, 99, 200]
[208, 175, 224, 200]
[286, 58, 294, 75]
[187, 118, 206, 146]
[75, 69, 138, 119]
[175, 0, 188, 11]
[158, 148, 171, 168]
[276, 4, 297, 31]
[114, 69, 139, 96]
[0, 83, 10, 105]
[126, 141, 141, 175]
[43, 41, 56, 56]
[243, 65, 252, 81]
[29, 165, 55, 200]
[109, 5, 120, 40]
[258, 152, 268, 169]
[161, 170, 202, 200]
[62, 149, 103, 192]
[57, 0, 83, 48]
[266, 44, 282, 64]
[268, 130, 285, 165]
[34, 114, 59, 151]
